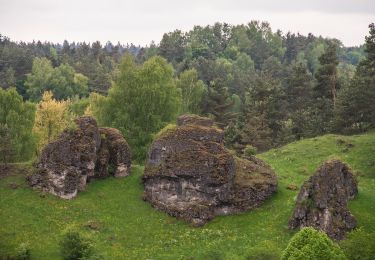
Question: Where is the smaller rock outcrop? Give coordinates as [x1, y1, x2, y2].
[27, 116, 131, 199]
[143, 114, 277, 226]
[289, 160, 358, 240]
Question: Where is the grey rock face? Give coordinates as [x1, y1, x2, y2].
[289, 159, 358, 240]
[27, 116, 131, 199]
[143, 115, 277, 226]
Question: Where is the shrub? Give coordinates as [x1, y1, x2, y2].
[340, 228, 375, 260]
[282, 227, 346, 260]
[60, 230, 100, 260]
[14, 243, 31, 260]
[244, 145, 257, 156]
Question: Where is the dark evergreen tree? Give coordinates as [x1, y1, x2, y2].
[335, 23, 375, 132]
[311, 42, 339, 134]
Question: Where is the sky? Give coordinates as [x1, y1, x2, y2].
[1, 0, 374, 47]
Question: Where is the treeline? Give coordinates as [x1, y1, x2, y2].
[0, 21, 374, 163]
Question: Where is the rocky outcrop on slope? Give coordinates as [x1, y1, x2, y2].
[289, 160, 358, 240]
[142, 115, 277, 226]
[27, 116, 131, 199]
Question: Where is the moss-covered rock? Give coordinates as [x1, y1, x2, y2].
[143, 114, 277, 226]
[289, 159, 358, 240]
[27, 116, 131, 199]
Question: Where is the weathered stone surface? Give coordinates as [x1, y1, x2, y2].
[27, 116, 131, 199]
[97, 127, 131, 178]
[289, 160, 358, 240]
[143, 114, 277, 226]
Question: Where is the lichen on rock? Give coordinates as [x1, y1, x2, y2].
[289, 159, 358, 240]
[143, 114, 277, 226]
[27, 116, 131, 199]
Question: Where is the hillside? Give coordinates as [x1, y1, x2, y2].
[1, 132, 374, 259]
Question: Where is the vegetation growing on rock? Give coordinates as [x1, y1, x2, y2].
[143, 114, 277, 225]
[289, 160, 358, 240]
[28, 116, 131, 199]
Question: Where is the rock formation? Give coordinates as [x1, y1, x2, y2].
[142, 115, 277, 226]
[289, 160, 358, 240]
[27, 116, 131, 199]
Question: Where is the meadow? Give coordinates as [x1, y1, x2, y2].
[1, 132, 374, 259]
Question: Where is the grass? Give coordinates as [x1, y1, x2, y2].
[1, 132, 375, 259]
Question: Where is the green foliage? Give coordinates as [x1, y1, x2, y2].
[60, 229, 99, 260]
[335, 23, 375, 132]
[244, 145, 257, 156]
[14, 243, 31, 260]
[91, 55, 181, 162]
[1, 133, 375, 258]
[69, 97, 90, 116]
[282, 227, 346, 260]
[177, 68, 206, 114]
[153, 123, 177, 139]
[0, 88, 35, 161]
[340, 228, 375, 260]
[25, 57, 88, 101]
[0, 123, 15, 165]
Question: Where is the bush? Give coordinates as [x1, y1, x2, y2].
[14, 243, 31, 260]
[60, 230, 101, 260]
[340, 228, 375, 260]
[244, 145, 257, 156]
[282, 227, 346, 260]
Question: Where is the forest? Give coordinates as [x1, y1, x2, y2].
[0, 20, 375, 260]
[1, 21, 374, 163]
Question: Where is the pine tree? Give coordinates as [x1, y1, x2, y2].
[314, 42, 339, 108]
[335, 23, 375, 132]
[311, 42, 339, 134]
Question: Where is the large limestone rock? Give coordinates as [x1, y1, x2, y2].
[143, 115, 277, 226]
[289, 160, 358, 240]
[27, 116, 131, 199]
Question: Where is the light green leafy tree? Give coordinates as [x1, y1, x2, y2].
[0, 88, 36, 161]
[25, 57, 88, 101]
[176, 68, 206, 114]
[91, 54, 181, 162]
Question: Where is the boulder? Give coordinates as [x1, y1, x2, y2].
[289, 160, 358, 240]
[27, 116, 131, 199]
[143, 115, 277, 226]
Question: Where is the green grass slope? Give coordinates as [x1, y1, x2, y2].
[1, 132, 374, 259]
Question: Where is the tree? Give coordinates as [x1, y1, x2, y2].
[91, 55, 181, 162]
[201, 58, 236, 127]
[25, 57, 88, 101]
[0, 124, 15, 167]
[24, 57, 54, 101]
[314, 42, 339, 108]
[335, 23, 375, 132]
[285, 61, 313, 139]
[0, 88, 36, 161]
[282, 227, 346, 260]
[33, 91, 71, 153]
[159, 30, 186, 65]
[50, 64, 88, 100]
[176, 69, 206, 114]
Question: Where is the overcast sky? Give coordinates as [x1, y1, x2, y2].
[1, 0, 374, 47]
